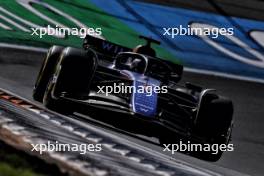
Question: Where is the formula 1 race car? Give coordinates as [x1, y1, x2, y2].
[33, 35, 233, 161]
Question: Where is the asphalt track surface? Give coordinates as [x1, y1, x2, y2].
[0, 46, 263, 176]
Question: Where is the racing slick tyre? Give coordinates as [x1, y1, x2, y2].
[33, 45, 64, 102]
[43, 79, 69, 114]
[196, 95, 233, 138]
[159, 94, 233, 161]
[193, 94, 234, 161]
[43, 47, 98, 114]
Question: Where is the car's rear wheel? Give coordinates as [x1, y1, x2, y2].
[196, 94, 233, 138]
[43, 47, 98, 114]
[193, 94, 234, 161]
[159, 94, 233, 161]
[33, 46, 64, 102]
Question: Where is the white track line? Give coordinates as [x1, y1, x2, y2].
[0, 22, 12, 30]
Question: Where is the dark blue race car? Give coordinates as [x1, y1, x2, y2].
[33, 35, 234, 161]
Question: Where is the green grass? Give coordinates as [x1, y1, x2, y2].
[0, 141, 65, 176]
[0, 163, 41, 176]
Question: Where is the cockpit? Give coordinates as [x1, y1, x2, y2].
[114, 52, 148, 74]
[114, 52, 175, 82]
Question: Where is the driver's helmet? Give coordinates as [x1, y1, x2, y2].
[115, 53, 147, 73]
[125, 57, 145, 72]
[133, 45, 156, 57]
